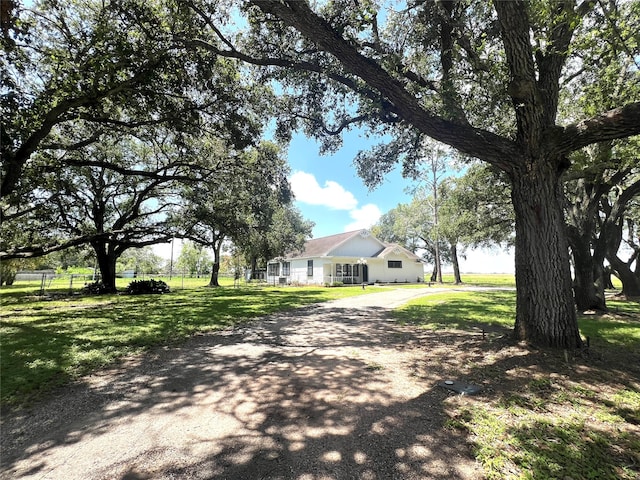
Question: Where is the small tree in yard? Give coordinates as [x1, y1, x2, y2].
[175, 241, 211, 277]
[236, 203, 314, 279]
[178, 141, 294, 287]
[438, 165, 515, 284]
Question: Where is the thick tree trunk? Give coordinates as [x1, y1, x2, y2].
[608, 256, 640, 297]
[250, 256, 258, 279]
[451, 243, 462, 284]
[208, 241, 222, 287]
[603, 266, 615, 290]
[430, 264, 437, 282]
[434, 241, 443, 283]
[93, 243, 118, 293]
[511, 169, 582, 349]
[604, 217, 640, 296]
[208, 261, 220, 287]
[569, 231, 606, 311]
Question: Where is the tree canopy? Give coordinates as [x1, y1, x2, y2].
[180, 0, 640, 348]
[3, 0, 639, 348]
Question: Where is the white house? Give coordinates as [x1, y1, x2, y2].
[266, 229, 425, 285]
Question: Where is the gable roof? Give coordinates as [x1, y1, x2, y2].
[283, 230, 367, 259]
[375, 244, 421, 260]
[280, 229, 421, 261]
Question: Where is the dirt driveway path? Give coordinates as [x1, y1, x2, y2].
[1, 287, 485, 480]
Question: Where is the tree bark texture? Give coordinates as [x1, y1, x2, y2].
[451, 243, 462, 284]
[208, 241, 223, 287]
[511, 165, 582, 348]
[568, 229, 606, 311]
[208, 261, 220, 287]
[93, 243, 118, 293]
[603, 266, 616, 290]
[430, 265, 438, 283]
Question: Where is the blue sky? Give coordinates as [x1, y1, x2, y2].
[283, 130, 515, 273]
[286, 130, 413, 238]
[155, 128, 515, 273]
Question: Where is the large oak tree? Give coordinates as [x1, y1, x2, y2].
[1, 0, 264, 263]
[182, 0, 640, 347]
[41, 132, 199, 293]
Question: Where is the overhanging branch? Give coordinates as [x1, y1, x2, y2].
[251, 0, 521, 168]
[557, 102, 640, 154]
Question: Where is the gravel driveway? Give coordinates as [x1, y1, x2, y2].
[1, 287, 483, 479]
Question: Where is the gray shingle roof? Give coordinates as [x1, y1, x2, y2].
[280, 229, 422, 262]
[283, 230, 363, 259]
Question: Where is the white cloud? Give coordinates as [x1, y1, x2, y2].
[290, 171, 358, 210]
[344, 203, 382, 231]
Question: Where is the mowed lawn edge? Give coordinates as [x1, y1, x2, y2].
[392, 289, 640, 480]
[0, 284, 386, 407]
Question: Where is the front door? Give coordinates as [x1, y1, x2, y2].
[362, 264, 369, 283]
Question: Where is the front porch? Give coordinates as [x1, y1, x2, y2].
[323, 261, 369, 285]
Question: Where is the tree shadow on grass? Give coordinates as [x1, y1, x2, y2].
[0, 287, 336, 406]
[392, 290, 516, 332]
[3, 295, 637, 479]
[0, 304, 484, 480]
[427, 333, 640, 480]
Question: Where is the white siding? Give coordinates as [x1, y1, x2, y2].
[367, 254, 425, 283]
[329, 234, 384, 257]
[267, 258, 331, 285]
[266, 230, 425, 285]
[268, 256, 424, 285]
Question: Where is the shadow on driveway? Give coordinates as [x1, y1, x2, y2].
[1, 292, 487, 479]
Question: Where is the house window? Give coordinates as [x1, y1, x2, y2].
[353, 264, 360, 277]
[336, 264, 342, 276]
[307, 260, 313, 277]
[343, 264, 352, 276]
[388, 260, 402, 268]
[282, 262, 290, 276]
[268, 263, 280, 276]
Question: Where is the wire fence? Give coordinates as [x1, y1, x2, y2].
[9, 271, 247, 295]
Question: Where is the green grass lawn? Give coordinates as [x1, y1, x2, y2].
[394, 290, 640, 347]
[2, 281, 637, 479]
[441, 273, 517, 287]
[0, 282, 384, 406]
[394, 289, 640, 480]
[1, 274, 239, 298]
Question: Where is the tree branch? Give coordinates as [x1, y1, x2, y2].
[0, 232, 111, 260]
[40, 130, 105, 151]
[59, 159, 210, 182]
[556, 102, 640, 154]
[251, 0, 521, 169]
[493, 0, 544, 150]
[2, 58, 165, 196]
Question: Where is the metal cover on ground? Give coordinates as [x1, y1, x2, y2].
[438, 380, 483, 395]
